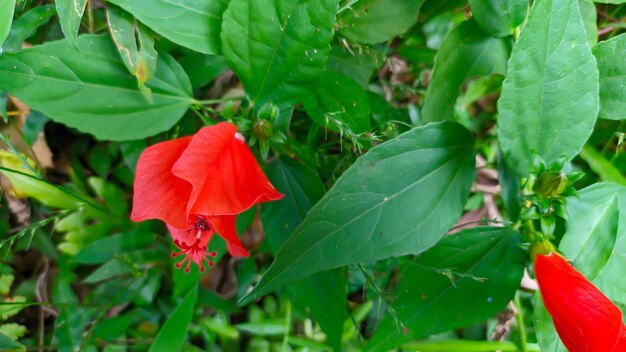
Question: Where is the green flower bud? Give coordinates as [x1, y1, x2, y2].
[253, 119, 272, 140]
[534, 170, 567, 197]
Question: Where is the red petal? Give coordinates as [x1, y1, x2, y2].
[172, 122, 283, 217]
[210, 215, 250, 258]
[615, 327, 626, 351]
[536, 253, 624, 352]
[131, 137, 193, 228]
[166, 224, 207, 248]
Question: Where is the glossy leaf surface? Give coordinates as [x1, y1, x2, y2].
[241, 121, 476, 304]
[498, 0, 599, 176]
[221, 0, 337, 105]
[0, 35, 193, 141]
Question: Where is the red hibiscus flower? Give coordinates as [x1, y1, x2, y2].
[535, 253, 626, 352]
[131, 122, 283, 272]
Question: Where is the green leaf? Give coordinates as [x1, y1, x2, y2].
[0, 275, 13, 295]
[93, 315, 133, 342]
[325, 44, 382, 88]
[0, 331, 25, 352]
[106, 0, 228, 55]
[579, 145, 626, 185]
[304, 72, 371, 133]
[579, 0, 597, 46]
[150, 283, 198, 352]
[593, 0, 625, 3]
[240, 121, 476, 305]
[53, 275, 83, 352]
[497, 0, 599, 176]
[73, 230, 157, 264]
[560, 183, 626, 304]
[0, 0, 16, 50]
[0, 167, 85, 210]
[263, 158, 326, 250]
[55, 0, 87, 47]
[366, 227, 526, 351]
[0, 324, 26, 341]
[262, 158, 347, 349]
[221, 0, 338, 105]
[593, 34, 626, 120]
[422, 20, 510, 123]
[106, 5, 158, 102]
[337, 0, 426, 45]
[235, 320, 286, 336]
[2, 4, 55, 53]
[498, 150, 521, 221]
[0, 35, 193, 141]
[468, 0, 527, 38]
[179, 53, 227, 90]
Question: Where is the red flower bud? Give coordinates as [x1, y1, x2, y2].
[131, 122, 283, 271]
[535, 253, 626, 352]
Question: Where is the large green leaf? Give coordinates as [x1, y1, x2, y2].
[304, 71, 371, 133]
[262, 158, 347, 349]
[150, 283, 198, 352]
[593, 34, 626, 120]
[106, 0, 228, 55]
[337, 0, 426, 45]
[468, 0, 527, 38]
[421, 20, 510, 123]
[366, 227, 526, 351]
[0, 35, 193, 141]
[560, 183, 626, 304]
[221, 0, 337, 105]
[2, 5, 55, 53]
[535, 183, 626, 350]
[0, 0, 16, 49]
[240, 121, 476, 305]
[497, 0, 599, 176]
[55, 0, 87, 47]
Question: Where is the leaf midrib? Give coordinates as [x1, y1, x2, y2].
[252, 0, 298, 102]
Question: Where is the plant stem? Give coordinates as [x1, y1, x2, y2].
[281, 301, 291, 352]
[514, 294, 528, 352]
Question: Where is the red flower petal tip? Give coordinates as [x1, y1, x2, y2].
[536, 253, 626, 352]
[131, 122, 283, 271]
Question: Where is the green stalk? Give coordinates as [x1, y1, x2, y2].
[400, 340, 540, 352]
